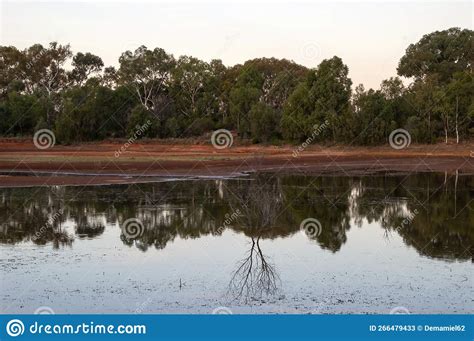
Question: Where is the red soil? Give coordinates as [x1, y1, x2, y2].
[0, 139, 472, 187]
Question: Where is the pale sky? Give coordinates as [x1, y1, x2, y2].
[1, 0, 472, 89]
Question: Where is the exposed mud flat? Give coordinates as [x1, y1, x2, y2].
[0, 140, 473, 187]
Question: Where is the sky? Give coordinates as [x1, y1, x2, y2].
[0, 0, 472, 89]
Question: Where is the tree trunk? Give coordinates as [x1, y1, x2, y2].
[444, 120, 448, 144]
[455, 96, 459, 144]
[454, 169, 458, 216]
[428, 112, 431, 143]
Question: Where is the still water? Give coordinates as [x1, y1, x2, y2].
[0, 173, 472, 314]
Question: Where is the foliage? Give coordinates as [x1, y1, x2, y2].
[0, 27, 472, 144]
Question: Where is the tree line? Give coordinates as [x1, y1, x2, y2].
[0, 27, 472, 145]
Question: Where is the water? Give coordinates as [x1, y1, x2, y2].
[0, 172, 472, 314]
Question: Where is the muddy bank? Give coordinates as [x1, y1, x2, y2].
[0, 140, 472, 187]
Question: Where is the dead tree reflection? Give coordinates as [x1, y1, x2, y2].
[226, 179, 283, 302]
[228, 236, 280, 302]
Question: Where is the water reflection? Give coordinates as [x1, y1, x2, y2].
[0, 173, 472, 262]
[228, 236, 280, 302]
[226, 179, 284, 302]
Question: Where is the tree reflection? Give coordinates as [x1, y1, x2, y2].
[228, 236, 280, 302]
[225, 178, 284, 302]
[280, 175, 351, 251]
[0, 190, 73, 248]
[0, 172, 471, 261]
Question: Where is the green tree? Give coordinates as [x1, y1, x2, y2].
[229, 65, 263, 137]
[398, 28, 473, 143]
[445, 71, 474, 143]
[69, 52, 104, 85]
[127, 104, 160, 138]
[398, 28, 473, 84]
[172, 56, 209, 118]
[281, 56, 352, 142]
[56, 80, 139, 142]
[169, 56, 223, 136]
[249, 102, 278, 143]
[230, 58, 307, 139]
[351, 85, 396, 145]
[117, 46, 175, 116]
[0, 46, 24, 98]
[4, 92, 47, 136]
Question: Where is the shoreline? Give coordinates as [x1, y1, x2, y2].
[0, 140, 472, 187]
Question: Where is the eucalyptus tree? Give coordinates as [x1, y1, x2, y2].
[117, 46, 175, 119]
[229, 58, 307, 139]
[398, 28, 473, 143]
[172, 56, 209, 117]
[69, 52, 104, 85]
[398, 28, 473, 84]
[0, 27, 472, 144]
[22, 42, 72, 125]
[281, 56, 352, 142]
[0, 42, 72, 130]
[229, 65, 263, 137]
[21, 43, 72, 95]
[56, 78, 140, 143]
[351, 85, 396, 145]
[1, 43, 72, 97]
[0, 46, 24, 98]
[101, 66, 118, 88]
[169, 56, 225, 136]
[378, 77, 411, 133]
[202, 59, 227, 122]
[445, 71, 474, 143]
